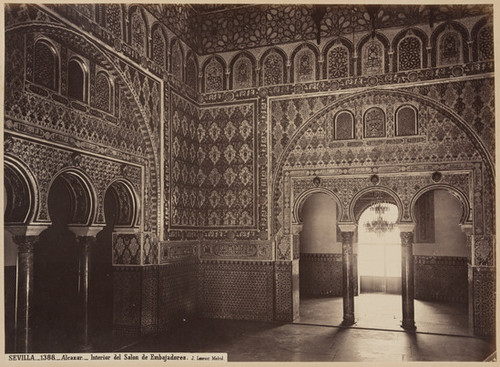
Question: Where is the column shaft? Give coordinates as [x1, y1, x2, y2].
[77, 236, 94, 352]
[401, 231, 416, 331]
[13, 236, 36, 353]
[341, 231, 355, 325]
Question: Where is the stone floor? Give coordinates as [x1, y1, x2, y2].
[297, 293, 471, 336]
[121, 294, 496, 362]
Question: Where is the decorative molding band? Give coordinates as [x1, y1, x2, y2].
[112, 265, 143, 272]
[200, 259, 275, 266]
[160, 241, 198, 263]
[200, 241, 273, 260]
[414, 255, 468, 266]
[300, 253, 342, 261]
[201, 63, 494, 103]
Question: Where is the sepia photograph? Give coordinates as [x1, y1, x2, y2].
[2, 1, 497, 363]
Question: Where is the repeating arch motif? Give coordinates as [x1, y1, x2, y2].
[293, 188, 343, 224]
[151, 23, 167, 69]
[410, 184, 471, 224]
[323, 38, 354, 79]
[33, 39, 59, 91]
[47, 168, 96, 225]
[470, 17, 494, 62]
[349, 186, 404, 224]
[104, 179, 139, 227]
[94, 71, 112, 112]
[203, 56, 225, 93]
[4, 156, 38, 224]
[393, 28, 428, 71]
[129, 6, 147, 55]
[170, 39, 184, 81]
[230, 52, 256, 89]
[260, 48, 287, 86]
[185, 52, 198, 91]
[357, 32, 390, 75]
[430, 21, 469, 67]
[290, 43, 319, 83]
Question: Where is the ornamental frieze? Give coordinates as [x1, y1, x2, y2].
[200, 241, 272, 261]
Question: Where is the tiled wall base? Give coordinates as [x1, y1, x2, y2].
[5, 266, 16, 353]
[300, 253, 343, 296]
[112, 257, 493, 338]
[113, 260, 199, 336]
[414, 256, 468, 302]
[158, 259, 198, 331]
[473, 266, 495, 337]
[199, 260, 274, 321]
[275, 261, 293, 321]
[141, 266, 159, 335]
[113, 266, 143, 337]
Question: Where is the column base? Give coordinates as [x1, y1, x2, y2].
[342, 315, 356, 326]
[401, 320, 416, 331]
[79, 344, 93, 353]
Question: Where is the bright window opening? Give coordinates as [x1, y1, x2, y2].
[358, 203, 401, 278]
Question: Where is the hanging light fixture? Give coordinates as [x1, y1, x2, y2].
[364, 193, 395, 236]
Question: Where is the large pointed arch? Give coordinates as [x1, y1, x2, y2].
[272, 88, 494, 236]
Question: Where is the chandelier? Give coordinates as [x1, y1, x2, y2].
[364, 202, 395, 236]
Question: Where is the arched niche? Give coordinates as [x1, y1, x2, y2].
[297, 191, 342, 253]
[293, 187, 343, 225]
[47, 170, 94, 226]
[411, 185, 470, 257]
[33, 38, 59, 91]
[410, 184, 470, 227]
[4, 160, 36, 225]
[103, 180, 137, 227]
[350, 187, 403, 225]
[68, 57, 88, 102]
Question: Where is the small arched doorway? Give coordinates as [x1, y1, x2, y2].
[295, 192, 344, 325]
[354, 190, 402, 329]
[412, 188, 470, 335]
[358, 202, 401, 294]
[91, 180, 136, 341]
[4, 160, 35, 352]
[34, 171, 93, 352]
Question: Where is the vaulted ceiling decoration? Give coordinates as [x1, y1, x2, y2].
[147, 4, 492, 55]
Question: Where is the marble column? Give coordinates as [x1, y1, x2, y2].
[460, 224, 473, 334]
[76, 235, 95, 352]
[399, 223, 416, 331]
[339, 224, 356, 326]
[13, 235, 37, 353]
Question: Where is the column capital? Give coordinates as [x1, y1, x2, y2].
[398, 223, 415, 232]
[460, 223, 473, 235]
[13, 235, 37, 253]
[69, 226, 103, 237]
[400, 231, 414, 247]
[6, 225, 47, 237]
[338, 223, 357, 232]
[76, 235, 96, 250]
[291, 223, 303, 234]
